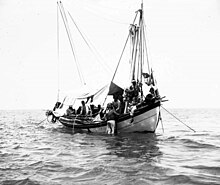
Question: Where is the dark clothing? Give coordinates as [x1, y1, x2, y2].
[125, 84, 140, 102]
[81, 105, 87, 115]
[76, 107, 81, 114]
[112, 100, 120, 113]
[118, 101, 125, 114]
[105, 109, 118, 121]
[66, 107, 75, 115]
[53, 102, 61, 111]
[144, 94, 155, 105]
[77, 105, 87, 115]
[124, 88, 133, 102]
[132, 84, 139, 97]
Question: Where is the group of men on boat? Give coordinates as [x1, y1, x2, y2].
[65, 80, 155, 111]
[66, 100, 102, 117]
[104, 80, 159, 134]
[47, 71, 160, 135]
[60, 78, 159, 135]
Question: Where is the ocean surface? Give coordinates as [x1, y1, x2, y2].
[0, 108, 220, 185]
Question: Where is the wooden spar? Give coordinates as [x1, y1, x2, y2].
[139, 7, 143, 83]
[131, 7, 146, 83]
[131, 26, 140, 81]
[57, 3, 60, 102]
[130, 26, 136, 81]
[137, 15, 143, 83]
[139, 8, 145, 97]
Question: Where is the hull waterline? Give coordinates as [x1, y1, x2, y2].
[58, 102, 161, 133]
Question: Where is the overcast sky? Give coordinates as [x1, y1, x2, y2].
[0, 0, 220, 109]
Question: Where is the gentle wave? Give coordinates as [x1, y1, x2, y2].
[0, 109, 220, 184]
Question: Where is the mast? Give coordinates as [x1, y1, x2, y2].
[57, 3, 60, 101]
[110, 10, 139, 84]
[127, 2, 146, 98]
[139, 3, 143, 83]
[131, 26, 139, 81]
[102, 11, 139, 106]
[130, 3, 144, 83]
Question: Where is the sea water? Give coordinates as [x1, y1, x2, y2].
[0, 108, 220, 185]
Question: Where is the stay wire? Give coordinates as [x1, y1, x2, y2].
[60, 2, 85, 85]
[142, 20, 151, 75]
[161, 106, 196, 133]
[58, 2, 85, 85]
[111, 10, 139, 83]
[37, 118, 47, 125]
[67, 11, 111, 74]
[83, 3, 130, 25]
[102, 11, 139, 106]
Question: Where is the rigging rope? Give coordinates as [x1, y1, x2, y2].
[112, 11, 139, 83]
[161, 106, 196, 132]
[67, 11, 111, 74]
[102, 11, 139, 106]
[112, 34, 130, 83]
[58, 2, 85, 85]
[142, 18, 151, 75]
[83, 3, 130, 25]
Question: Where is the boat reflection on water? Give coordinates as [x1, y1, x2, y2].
[60, 126, 162, 163]
[102, 133, 163, 162]
[51, 128, 164, 184]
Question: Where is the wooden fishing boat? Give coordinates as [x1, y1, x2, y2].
[58, 101, 161, 133]
[46, 1, 166, 133]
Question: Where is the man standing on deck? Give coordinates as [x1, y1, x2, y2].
[80, 101, 90, 115]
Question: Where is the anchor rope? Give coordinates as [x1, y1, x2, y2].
[161, 106, 196, 132]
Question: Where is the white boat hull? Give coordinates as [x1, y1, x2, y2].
[57, 102, 161, 133]
[117, 106, 160, 133]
